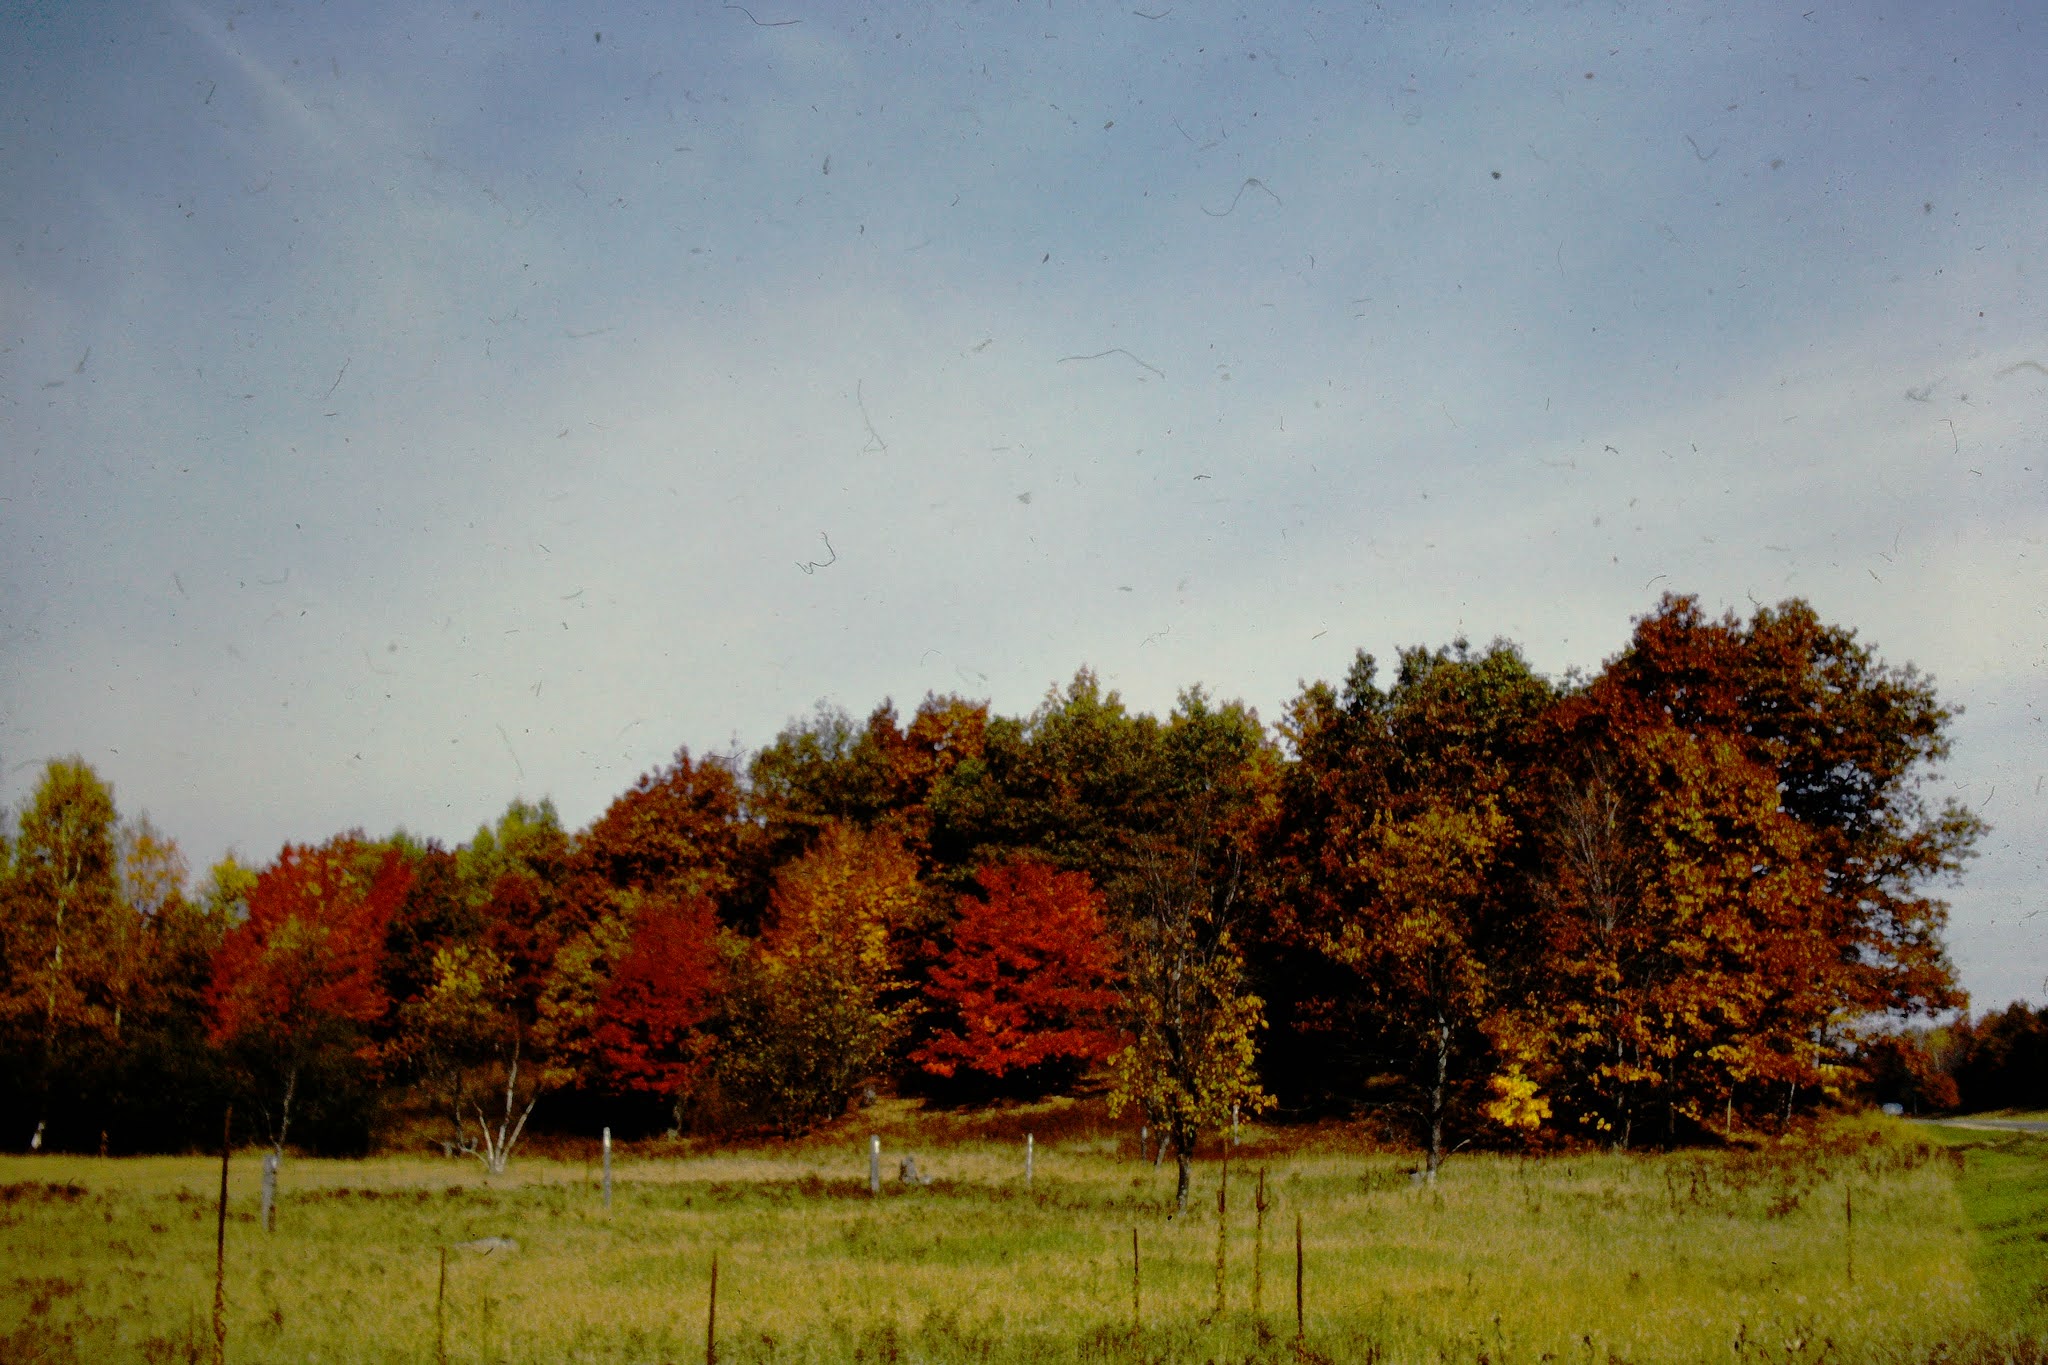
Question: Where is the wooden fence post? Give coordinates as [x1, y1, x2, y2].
[1844, 1186, 1854, 1286]
[705, 1250, 718, 1365]
[869, 1135, 881, 1197]
[260, 1151, 279, 1233]
[213, 1105, 231, 1365]
[602, 1128, 613, 1210]
[1026, 1133, 1034, 1189]
[435, 1246, 448, 1365]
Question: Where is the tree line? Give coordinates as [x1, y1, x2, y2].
[0, 595, 1997, 1198]
[1860, 1004, 2048, 1115]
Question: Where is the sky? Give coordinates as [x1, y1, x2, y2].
[3, 0, 2044, 1009]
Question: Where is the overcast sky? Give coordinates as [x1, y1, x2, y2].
[4, 0, 2043, 1008]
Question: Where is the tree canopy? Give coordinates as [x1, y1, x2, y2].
[0, 595, 1990, 1157]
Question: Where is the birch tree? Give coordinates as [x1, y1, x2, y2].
[0, 759, 124, 1149]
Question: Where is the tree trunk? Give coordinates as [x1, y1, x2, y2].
[1610, 1034, 1629, 1153]
[34, 885, 72, 1152]
[1172, 1119, 1194, 1215]
[1424, 1016, 1450, 1179]
[275, 1064, 299, 1157]
[473, 1042, 539, 1175]
[42, 889, 69, 1036]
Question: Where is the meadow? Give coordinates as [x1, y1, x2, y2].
[2, 1107, 2042, 1365]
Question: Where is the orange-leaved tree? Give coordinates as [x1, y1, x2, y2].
[1553, 595, 1981, 1134]
[1535, 694, 1832, 1146]
[208, 839, 411, 1153]
[573, 749, 743, 913]
[912, 859, 1119, 1093]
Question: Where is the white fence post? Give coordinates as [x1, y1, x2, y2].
[260, 1151, 280, 1232]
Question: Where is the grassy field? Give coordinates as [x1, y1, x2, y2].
[1, 1109, 2041, 1364]
[1926, 1123, 2048, 1342]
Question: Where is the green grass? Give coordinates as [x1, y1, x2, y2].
[1925, 1124, 2048, 1337]
[0, 1114, 2039, 1364]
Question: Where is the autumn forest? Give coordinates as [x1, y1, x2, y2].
[0, 595, 2021, 1191]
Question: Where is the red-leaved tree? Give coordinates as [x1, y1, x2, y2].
[590, 895, 723, 1132]
[208, 839, 411, 1152]
[913, 859, 1120, 1092]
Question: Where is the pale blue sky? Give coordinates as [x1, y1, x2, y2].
[4, 0, 2044, 1007]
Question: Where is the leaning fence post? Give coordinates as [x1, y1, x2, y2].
[602, 1127, 613, 1210]
[435, 1245, 449, 1365]
[213, 1105, 231, 1365]
[869, 1135, 881, 1196]
[260, 1150, 280, 1233]
[1844, 1186, 1854, 1286]
[705, 1250, 719, 1365]
[1026, 1133, 1035, 1189]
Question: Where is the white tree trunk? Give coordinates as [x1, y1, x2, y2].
[467, 1043, 538, 1176]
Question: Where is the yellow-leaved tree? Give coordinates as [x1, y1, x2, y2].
[1275, 643, 1556, 1179]
[1108, 852, 1269, 1215]
[398, 940, 570, 1174]
[717, 822, 922, 1134]
[1321, 792, 1513, 1178]
[1106, 689, 1274, 1215]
